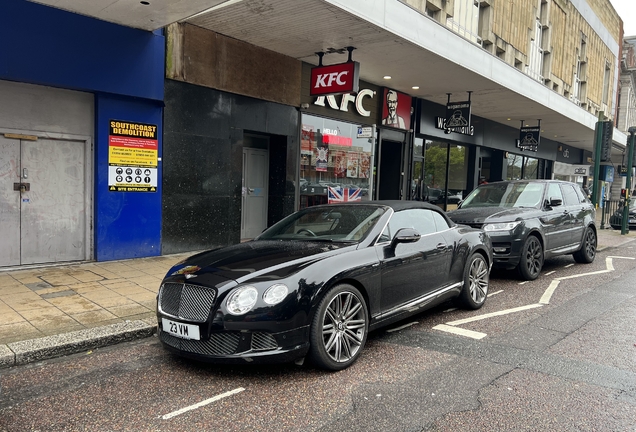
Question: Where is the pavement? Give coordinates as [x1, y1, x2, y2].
[1, 215, 635, 369]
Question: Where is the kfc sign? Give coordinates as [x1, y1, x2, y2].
[314, 89, 375, 117]
[310, 61, 360, 96]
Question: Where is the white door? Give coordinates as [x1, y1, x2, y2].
[241, 148, 269, 240]
[0, 135, 89, 266]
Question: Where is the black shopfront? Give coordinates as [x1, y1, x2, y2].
[412, 98, 560, 211]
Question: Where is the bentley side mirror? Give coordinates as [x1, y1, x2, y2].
[391, 228, 421, 248]
[548, 197, 563, 207]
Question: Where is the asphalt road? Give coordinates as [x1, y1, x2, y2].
[1, 245, 636, 432]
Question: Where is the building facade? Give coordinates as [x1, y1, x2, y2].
[1, 0, 628, 266]
[0, 0, 164, 267]
[163, 24, 300, 253]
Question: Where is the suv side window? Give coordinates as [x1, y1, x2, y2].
[560, 184, 580, 205]
[546, 183, 564, 205]
[574, 185, 590, 203]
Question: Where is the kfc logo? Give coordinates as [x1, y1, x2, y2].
[314, 71, 349, 89]
[314, 88, 375, 117]
[310, 61, 360, 96]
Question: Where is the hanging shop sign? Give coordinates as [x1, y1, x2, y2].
[434, 93, 473, 136]
[380, 88, 412, 130]
[310, 48, 360, 97]
[108, 120, 158, 192]
[516, 120, 541, 152]
[310, 47, 360, 97]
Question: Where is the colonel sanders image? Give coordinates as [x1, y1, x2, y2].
[382, 90, 406, 129]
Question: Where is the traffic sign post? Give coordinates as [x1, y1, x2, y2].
[591, 112, 604, 207]
[621, 127, 636, 235]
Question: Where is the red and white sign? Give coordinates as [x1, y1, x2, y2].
[380, 88, 412, 131]
[310, 61, 360, 96]
[322, 134, 352, 146]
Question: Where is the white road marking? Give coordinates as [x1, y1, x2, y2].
[539, 280, 560, 305]
[540, 257, 634, 301]
[446, 304, 544, 326]
[555, 269, 610, 281]
[432, 324, 487, 339]
[162, 388, 245, 420]
[387, 321, 418, 332]
[544, 270, 556, 276]
[435, 256, 636, 339]
[487, 290, 504, 297]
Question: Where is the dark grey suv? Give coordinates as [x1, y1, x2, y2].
[447, 180, 597, 280]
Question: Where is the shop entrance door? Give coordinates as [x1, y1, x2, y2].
[0, 134, 89, 267]
[377, 140, 403, 200]
[241, 147, 269, 240]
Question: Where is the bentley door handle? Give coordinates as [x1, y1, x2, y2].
[436, 243, 446, 250]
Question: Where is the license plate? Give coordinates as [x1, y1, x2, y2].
[162, 318, 200, 340]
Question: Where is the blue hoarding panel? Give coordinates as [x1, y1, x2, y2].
[95, 93, 162, 261]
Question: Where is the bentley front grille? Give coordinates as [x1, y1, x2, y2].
[251, 332, 278, 351]
[160, 331, 280, 356]
[159, 283, 217, 322]
[161, 331, 241, 356]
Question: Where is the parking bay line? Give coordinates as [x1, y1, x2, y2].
[161, 388, 245, 420]
[540, 256, 634, 304]
[436, 256, 635, 339]
[445, 304, 544, 326]
[432, 324, 487, 339]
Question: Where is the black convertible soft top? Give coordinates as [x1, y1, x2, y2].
[308, 200, 457, 227]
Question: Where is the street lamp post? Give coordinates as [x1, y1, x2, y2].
[621, 127, 636, 235]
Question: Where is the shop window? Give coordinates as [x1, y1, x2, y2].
[410, 138, 425, 200]
[423, 140, 468, 211]
[523, 157, 538, 179]
[507, 154, 539, 180]
[300, 114, 374, 209]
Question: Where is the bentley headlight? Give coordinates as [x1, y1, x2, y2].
[263, 284, 289, 305]
[226, 286, 258, 315]
[483, 221, 521, 232]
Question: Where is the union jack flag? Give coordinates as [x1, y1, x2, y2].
[328, 186, 362, 203]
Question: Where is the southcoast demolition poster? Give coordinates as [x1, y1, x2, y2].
[108, 120, 158, 192]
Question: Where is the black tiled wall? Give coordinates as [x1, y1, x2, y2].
[163, 79, 299, 254]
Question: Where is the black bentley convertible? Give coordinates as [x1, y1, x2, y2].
[156, 201, 492, 370]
